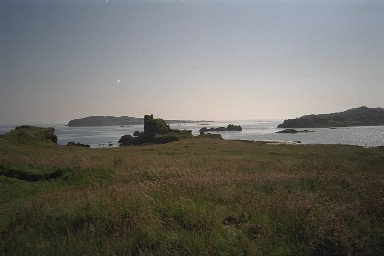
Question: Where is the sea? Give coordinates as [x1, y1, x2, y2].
[1, 120, 384, 148]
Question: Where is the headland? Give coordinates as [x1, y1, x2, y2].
[278, 106, 384, 128]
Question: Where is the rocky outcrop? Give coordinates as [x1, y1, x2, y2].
[118, 135, 135, 146]
[66, 141, 90, 148]
[119, 114, 193, 146]
[133, 131, 143, 137]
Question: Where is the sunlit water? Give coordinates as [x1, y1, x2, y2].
[1, 121, 384, 148]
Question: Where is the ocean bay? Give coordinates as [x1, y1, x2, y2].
[2, 121, 383, 148]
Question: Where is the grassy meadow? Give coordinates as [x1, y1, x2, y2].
[0, 127, 383, 255]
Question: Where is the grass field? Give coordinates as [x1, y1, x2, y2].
[0, 127, 383, 255]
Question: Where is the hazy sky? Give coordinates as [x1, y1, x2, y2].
[1, 0, 383, 125]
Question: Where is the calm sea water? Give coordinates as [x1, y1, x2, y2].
[1, 121, 384, 148]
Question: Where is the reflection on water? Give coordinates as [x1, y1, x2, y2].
[1, 121, 383, 148]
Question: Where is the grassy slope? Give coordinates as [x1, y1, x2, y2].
[0, 132, 383, 255]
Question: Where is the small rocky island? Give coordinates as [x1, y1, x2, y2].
[278, 106, 384, 128]
[276, 129, 314, 134]
[199, 124, 242, 134]
[118, 115, 193, 146]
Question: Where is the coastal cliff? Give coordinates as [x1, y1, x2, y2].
[278, 106, 384, 128]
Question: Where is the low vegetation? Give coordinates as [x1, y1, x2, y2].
[0, 126, 383, 255]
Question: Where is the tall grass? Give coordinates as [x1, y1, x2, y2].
[0, 138, 383, 255]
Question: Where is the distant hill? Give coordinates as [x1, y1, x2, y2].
[277, 106, 384, 128]
[67, 116, 213, 127]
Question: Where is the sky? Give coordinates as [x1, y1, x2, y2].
[1, 0, 384, 125]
